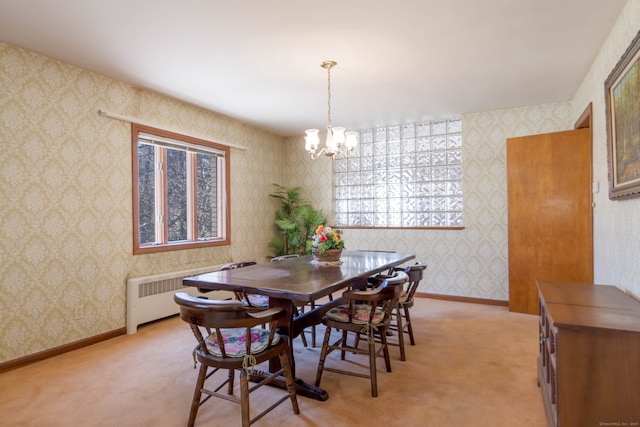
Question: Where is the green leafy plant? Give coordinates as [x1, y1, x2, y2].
[268, 184, 326, 256]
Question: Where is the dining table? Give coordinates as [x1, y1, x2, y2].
[182, 250, 415, 401]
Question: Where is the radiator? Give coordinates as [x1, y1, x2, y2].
[126, 265, 231, 334]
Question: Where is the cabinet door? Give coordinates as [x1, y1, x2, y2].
[507, 129, 593, 314]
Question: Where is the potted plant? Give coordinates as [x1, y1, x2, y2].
[268, 184, 325, 257]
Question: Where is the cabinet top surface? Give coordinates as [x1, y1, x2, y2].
[545, 302, 640, 332]
[538, 281, 640, 332]
[537, 280, 640, 311]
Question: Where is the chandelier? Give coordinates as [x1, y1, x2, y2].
[305, 60, 358, 159]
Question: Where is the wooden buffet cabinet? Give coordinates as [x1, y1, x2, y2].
[537, 281, 640, 427]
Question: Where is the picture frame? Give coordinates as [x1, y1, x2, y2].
[605, 29, 640, 200]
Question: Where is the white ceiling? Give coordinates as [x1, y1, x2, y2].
[0, 0, 628, 137]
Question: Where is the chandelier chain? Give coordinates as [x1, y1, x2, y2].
[326, 64, 332, 130]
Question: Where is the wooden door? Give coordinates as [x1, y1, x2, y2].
[507, 128, 593, 314]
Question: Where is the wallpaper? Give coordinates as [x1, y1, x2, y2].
[2, 0, 639, 364]
[285, 0, 640, 302]
[285, 103, 572, 301]
[0, 43, 285, 362]
[571, 0, 640, 298]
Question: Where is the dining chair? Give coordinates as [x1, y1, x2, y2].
[314, 271, 408, 397]
[173, 292, 300, 427]
[270, 254, 338, 347]
[230, 256, 310, 347]
[369, 262, 427, 361]
[197, 260, 257, 296]
[268, 254, 314, 347]
[219, 261, 267, 309]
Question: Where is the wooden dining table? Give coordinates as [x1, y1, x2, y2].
[182, 250, 415, 401]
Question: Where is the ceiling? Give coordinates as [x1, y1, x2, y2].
[0, 0, 628, 137]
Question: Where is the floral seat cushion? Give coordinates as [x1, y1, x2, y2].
[205, 327, 280, 357]
[325, 304, 385, 325]
[246, 294, 269, 308]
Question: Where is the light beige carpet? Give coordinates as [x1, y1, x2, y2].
[0, 298, 547, 426]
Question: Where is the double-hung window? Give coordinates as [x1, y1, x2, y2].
[132, 124, 230, 254]
[334, 119, 463, 228]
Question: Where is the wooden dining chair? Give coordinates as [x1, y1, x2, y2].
[369, 263, 427, 361]
[230, 257, 309, 347]
[268, 254, 314, 347]
[197, 260, 257, 296]
[218, 261, 268, 309]
[270, 254, 338, 347]
[314, 271, 408, 397]
[174, 292, 300, 427]
[393, 263, 426, 358]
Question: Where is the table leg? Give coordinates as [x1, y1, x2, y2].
[250, 296, 341, 401]
[248, 371, 329, 401]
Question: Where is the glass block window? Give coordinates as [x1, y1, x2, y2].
[334, 119, 463, 228]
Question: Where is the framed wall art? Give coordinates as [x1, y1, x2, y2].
[605, 29, 640, 200]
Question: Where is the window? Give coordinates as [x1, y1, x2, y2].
[132, 124, 230, 254]
[334, 119, 463, 228]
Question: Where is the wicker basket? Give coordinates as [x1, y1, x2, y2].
[312, 248, 342, 263]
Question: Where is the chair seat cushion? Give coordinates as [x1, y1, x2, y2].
[247, 294, 270, 308]
[205, 327, 280, 357]
[325, 304, 385, 325]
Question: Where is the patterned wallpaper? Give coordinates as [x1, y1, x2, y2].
[0, 43, 285, 362]
[285, 0, 640, 302]
[2, 0, 639, 363]
[571, 0, 640, 298]
[285, 103, 573, 301]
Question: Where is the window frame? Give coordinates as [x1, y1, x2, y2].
[131, 123, 231, 254]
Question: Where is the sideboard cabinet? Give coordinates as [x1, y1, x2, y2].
[537, 281, 640, 427]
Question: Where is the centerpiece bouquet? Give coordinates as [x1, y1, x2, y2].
[311, 225, 345, 255]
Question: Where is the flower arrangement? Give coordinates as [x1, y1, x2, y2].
[312, 225, 345, 254]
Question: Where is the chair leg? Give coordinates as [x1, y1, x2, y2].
[228, 369, 235, 394]
[315, 327, 332, 387]
[395, 307, 406, 361]
[279, 350, 300, 414]
[340, 330, 349, 360]
[368, 338, 378, 397]
[404, 306, 416, 345]
[299, 328, 309, 347]
[188, 363, 207, 427]
[353, 331, 361, 352]
[310, 301, 317, 347]
[294, 306, 308, 347]
[240, 369, 250, 427]
[380, 329, 392, 373]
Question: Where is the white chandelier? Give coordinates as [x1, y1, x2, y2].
[305, 60, 358, 159]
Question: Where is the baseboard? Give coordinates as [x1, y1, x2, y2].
[416, 292, 508, 307]
[0, 327, 126, 374]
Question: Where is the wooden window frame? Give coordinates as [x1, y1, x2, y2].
[131, 123, 231, 254]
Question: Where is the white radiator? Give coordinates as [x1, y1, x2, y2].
[126, 265, 231, 334]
